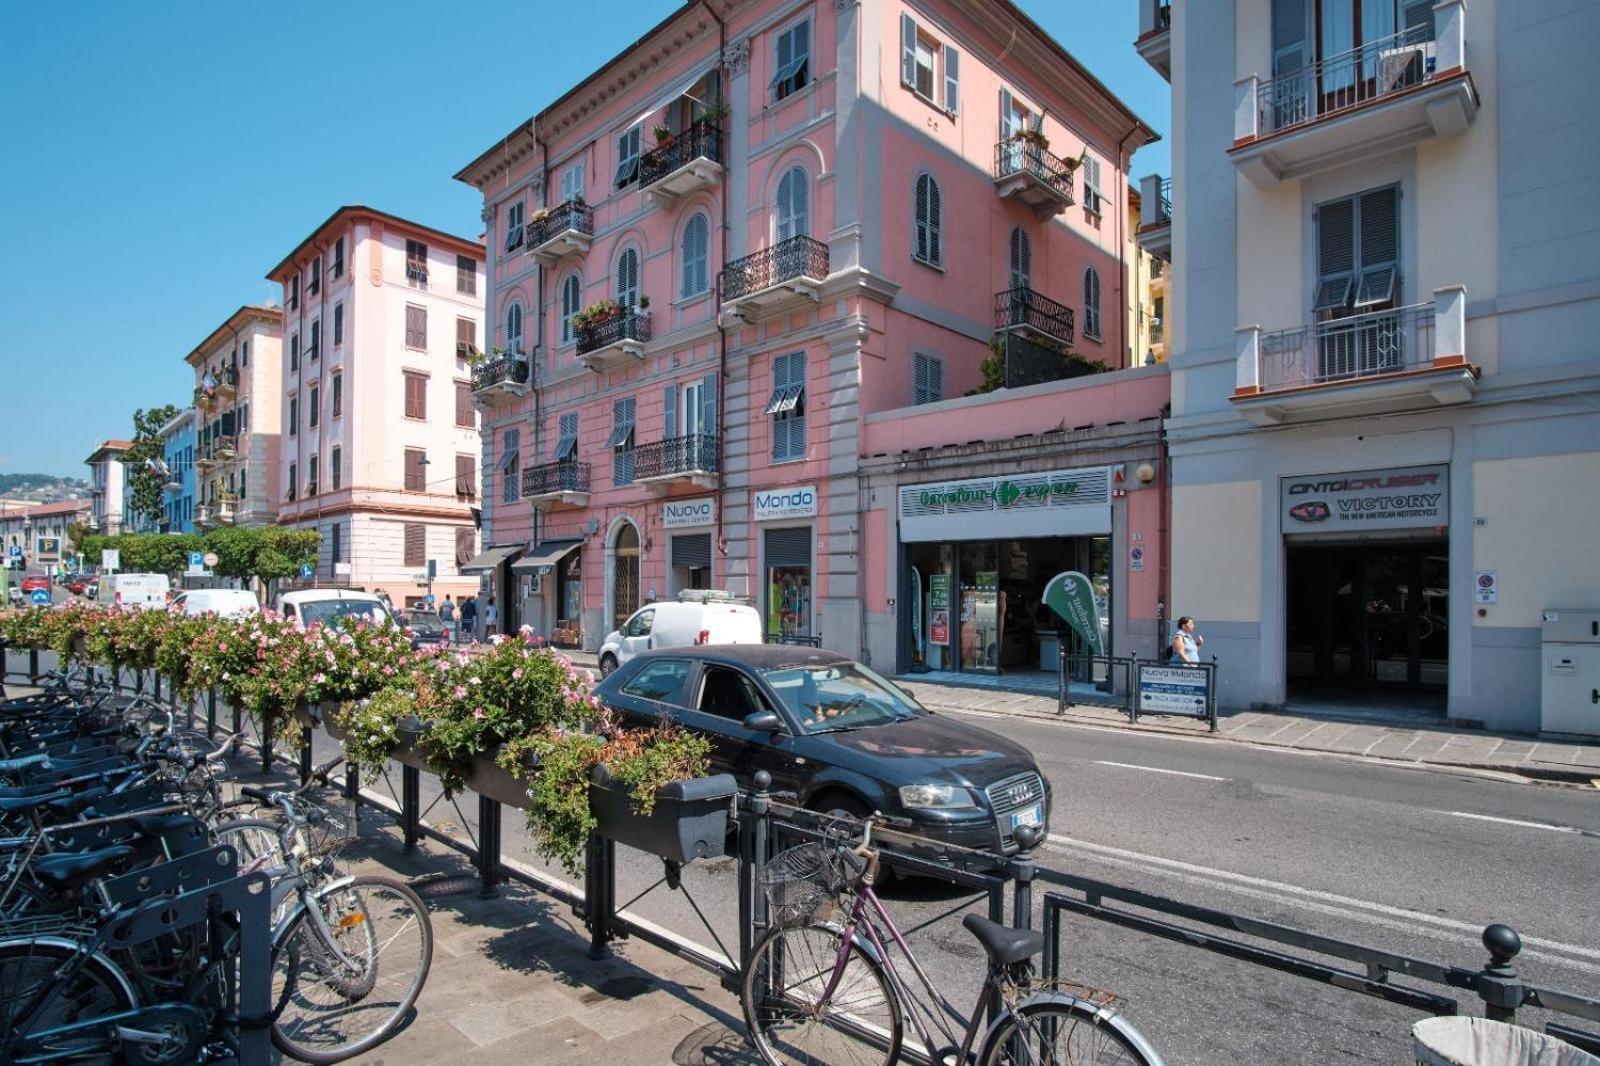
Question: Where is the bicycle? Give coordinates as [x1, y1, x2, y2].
[742, 817, 1164, 1066]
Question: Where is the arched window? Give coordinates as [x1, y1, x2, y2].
[913, 173, 942, 267]
[1008, 227, 1031, 291]
[681, 213, 710, 299]
[615, 246, 640, 307]
[775, 166, 809, 241]
[1083, 266, 1102, 339]
[561, 274, 582, 343]
[504, 301, 523, 353]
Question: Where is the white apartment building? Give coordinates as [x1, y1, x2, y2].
[187, 305, 284, 528]
[84, 440, 132, 536]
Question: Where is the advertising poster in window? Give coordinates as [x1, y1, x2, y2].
[929, 573, 950, 646]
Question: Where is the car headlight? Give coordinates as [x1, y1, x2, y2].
[898, 783, 979, 810]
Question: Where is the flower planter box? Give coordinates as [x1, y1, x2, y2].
[588, 765, 737, 865]
[467, 749, 537, 809]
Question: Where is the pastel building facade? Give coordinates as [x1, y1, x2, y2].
[158, 407, 197, 534]
[459, 0, 1158, 663]
[1157, 0, 1600, 732]
[187, 306, 284, 529]
[85, 440, 131, 536]
[269, 207, 486, 608]
[0, 500, 90, 572]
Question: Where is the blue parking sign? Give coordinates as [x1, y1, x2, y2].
[188, 551, 205, 571]
[29, 588, 50, 605]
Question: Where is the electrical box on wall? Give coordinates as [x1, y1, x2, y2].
[1540, 609, 1600, 737]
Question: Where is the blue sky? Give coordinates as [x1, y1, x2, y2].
[0, 1, 1168, 477]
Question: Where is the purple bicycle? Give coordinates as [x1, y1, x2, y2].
[742, 817, 1163, 1066]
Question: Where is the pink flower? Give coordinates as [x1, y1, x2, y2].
[512, 668, 524, 680]
[473, 708, 485, 720]
[454, 685, 467, 698]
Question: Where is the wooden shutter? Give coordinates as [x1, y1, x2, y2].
[775, 170, 794, 241]
[914, 175, 940, 264]
[331, 374, 342, 417]
[616, 248, 639, 306]
[456, 527, 475, 567]
[914, 354, 932, 405]
[308, 386, 319, 427]
[406, 305, 427, 349]
[1009, 228, 1031, 290]
[403, 524, 425, 568]
[900, 13, 917, 86]
[333, 303, 343, 345]
[664, 383, 678, 439]
[1314, 197, 1357, 310]
[943, 45, 960, 114]
[1400, 0, 1434, 36]
[455, 381, 473, 427]
[773, 24, 792, 90]
[456, 317, 476, 357]
[456, 454, 475, 498]
[1271, 0, 1309, 77]
[404, 373, 427, 419]
[700, 372, 717, 435]
[331, 447, 342, 490]
[405, 448, 426, 491]
[929, 357, 944, 403]
[1354, 187, 1400, 306]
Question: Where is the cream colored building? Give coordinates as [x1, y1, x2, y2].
[1128, 184, 1168, 366]
[1150, 0, 1600, 733]
[187, 306, 284, 528]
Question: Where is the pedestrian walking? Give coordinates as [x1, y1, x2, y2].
[459, 595, 477, 643]
[484, 595, 499, 637]
[1171, 616, 1204, 664]
[439, 595, 456, 642]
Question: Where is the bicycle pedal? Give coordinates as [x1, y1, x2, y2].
[932, 1045, 962, 1066]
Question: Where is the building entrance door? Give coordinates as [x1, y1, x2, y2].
[612, 524, 640, 630]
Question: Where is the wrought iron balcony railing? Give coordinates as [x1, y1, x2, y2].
[720, 236, 830, 303]
[1158, 177, 1172, 223]
[527, 199, 594, 249]
[994, 287, 1076, 347]
[634, 434, 719, 481]
[522, 460, 591, 498]
[1256, 24, 1437, 137]
[471, 354, 530, 392]
[639, 121, 723, 188]
[993, 140, 1077, 203]
[575, 309, 651, 356]
[1258, 302, 1436, 392]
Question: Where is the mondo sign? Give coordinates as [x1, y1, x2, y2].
[1281, 464, 1448, 534]
[753, 485, 818, 522]
[662, 498, 716, 529]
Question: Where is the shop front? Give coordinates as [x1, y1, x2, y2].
[754, 484, 817, 643]
[511, 539, 584, 647]
[663, 497, 715, 597]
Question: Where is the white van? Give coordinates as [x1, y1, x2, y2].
[276, 588, 396, 629]
[598, 591, 763, 675]
[172, 589, 260, 619]
[96, 573, 171, 611]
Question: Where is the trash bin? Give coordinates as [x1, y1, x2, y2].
[1413, 1018, 1599, 1066]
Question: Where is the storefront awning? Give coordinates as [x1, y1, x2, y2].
[459, 544, 524, 575]
[510, 539, 582, 575]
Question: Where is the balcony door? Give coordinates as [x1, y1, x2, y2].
[1313, 185, 1402, 381]
[681, 380, 705, 439]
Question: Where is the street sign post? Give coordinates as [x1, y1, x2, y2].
[101, 549, 120, 573]
[299, 563, 314, 580]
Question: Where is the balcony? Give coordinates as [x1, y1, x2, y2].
[1137, 174, 1172, 261]
[1135, 0, 1171, 80]
[1233, 287, 1476, 425]
[633, 434, 719, 494]
[718, 236, 829, 326]
[213, 435, 237, 461]
[575, 308, 651, 372]
[993, 139, 1076, 219]
[1232, 5, 1475, 187]
[214, 367, 238, 401]
[217, 496, 237, 525]
[194, 386, 216, 412]
[522, 460, 591, 511]
[994, 287, 1075, 350]
[996, 332, 1107, 390]
[471, 353, 530, 402]
[638, 121, 723, 208]
[195, 504, 213, 527]
[527, 199, 594, 264]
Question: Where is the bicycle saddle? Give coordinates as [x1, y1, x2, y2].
[0, 789, 71, 814]
[32, 844, 138, 892]
[962, 914, 1044, 966]
[0, 753, 53, 774]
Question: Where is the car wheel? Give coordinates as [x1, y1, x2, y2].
[599, 653, 619, 678]
[810, 794, 899, 888]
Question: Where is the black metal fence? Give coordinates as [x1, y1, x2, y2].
[632, 433, 719, 480]
[994, 287, 1076, 346]
[1056, 647, 1220, 732]
[998, 331, 1102, 390]
[575, 308, 651, 356]
[527, 198, 593, 249]
[639, 120, 723, 188]
[521, 459, 590, 498]
[720, 235, 829, 302]
[471, 353, 529, 392]
[993, 139, 1077, 202]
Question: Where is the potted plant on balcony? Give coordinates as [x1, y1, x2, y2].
[696, 99, 730, 125]
[1010, 128, 1051, 150]
[573, 298, 623, 332]
[638, 295, 650, 310]
[652, 124, 674, 147]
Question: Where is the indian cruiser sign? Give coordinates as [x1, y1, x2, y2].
[1281, 464, 1448, 533]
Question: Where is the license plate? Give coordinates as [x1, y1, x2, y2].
[1011, 804, 1043, 831]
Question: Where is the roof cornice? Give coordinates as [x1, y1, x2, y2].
[185, 305, 283, 367]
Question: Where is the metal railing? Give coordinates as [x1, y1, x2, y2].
[521, 459, 590, 498]
[1260, 301, 1435, 391]
[575, 309, 651, 356]
[639, 120, 723, 188]
[993, 140, 1077, 203]
[526, 198, 594, 249]
[1257, 24, 1438, 136]
[1156, 0, 1170, 29]
[994, 287, 1075, 346]
[999, 332, 1104, 390]
[1158, 176, 1172, 222]
[633, 433, 719, 480]
[470, 354, 529, 392]
[720, 235, 829, 302]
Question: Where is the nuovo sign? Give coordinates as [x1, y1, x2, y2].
[899, 466, 1111, 542]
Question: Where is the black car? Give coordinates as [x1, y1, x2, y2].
[594, 646, 1051, 857]
[402, 609, 449, 648]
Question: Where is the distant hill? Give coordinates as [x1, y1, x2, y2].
[0, 473, 90, 502]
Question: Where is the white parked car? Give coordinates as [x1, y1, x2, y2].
[598, 591, 763, 676]
[276, 588, 396, 629]
[95, 573, 171, 611]
[172, 589, 260, 619]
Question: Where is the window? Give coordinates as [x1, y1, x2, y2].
[673, 373, 716, 440]
[913, 353, 945, 405]
[698, 666, 771, 721]
[331, 373, 342, 418]
[309, 319, 320, 361]
[405, 304, 427, 350]
[331, 446, 342, 490]
[308, 255, 321, 296]
[505, 201, 525, 253]
[289, 274, 300, 311]
[456, 254, 477, 296]
[333, 303, 343, 346]
[242, 340, 249, 366]
[561, 161, 586, 203]
[403, 523, 425, 568]
[454, 382, 473, 428]
[504, 302, 523, 354]
[406, 240, 428, 285]
[307, 454, 319, 495]
[287, 462, 297, 501]
[622, 658, 692, 705]
[614, 125, 643, 187]
[615, 247, 640, 308]
[767, 351, 807, 462]
[609, 397, 636, 486]
[404, 448, 427, 492]
[330, 521, 342, 564]
[771, 18, 810, 100]
[776, 166, 809, 241]
[554, 412, 579, 460]
[899, 14, 960, 113]
[500, 428, 520, 503]
[1081, 153, 1104, 214]
[290, 333, 299, 372]
[456, 527, 476, 567]
[288, 396, 299, 436]
[239, 402, 249, 431]
[456, 454, 475, 499]
[913, 173, 942, 267]
[404, 371, 428, 419]
[1083, 267, 1102, 339]
[561, 274, 582, 343]
[456, 317, 476, 358]
[332, 237, 344, 278]
[1315, 185, 1400, 315]
[308, 385, 319, 428]
[1009, 228, 1032, 290]
[680, 213, 710, 298]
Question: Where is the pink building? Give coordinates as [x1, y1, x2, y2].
[187, 305, 284, 529]
[267, 207, 486, 608]
[456, 0, 1162, 672]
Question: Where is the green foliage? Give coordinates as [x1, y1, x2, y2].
[338, 689, 413, 784]
[125, 405, 180, 527]
[77, 528, 317, 588]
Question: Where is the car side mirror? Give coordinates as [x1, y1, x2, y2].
[742, 711, 785, 734]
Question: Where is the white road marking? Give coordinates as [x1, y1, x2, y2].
[1093, 760, 1227, 782]
[1440, 810, 1583, 834]
[1045, 833, 1600, 974]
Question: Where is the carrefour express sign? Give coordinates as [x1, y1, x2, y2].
[899, 467, 1111, 542]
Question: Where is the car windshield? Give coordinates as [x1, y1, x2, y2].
[405, 610, 443, 627]
[761, 661, 925, 734]
[300, 599, 394, 628]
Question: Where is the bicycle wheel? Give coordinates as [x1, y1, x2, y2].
[269, 874, 432, 1064]
[0, 938, 134, 1064]
[979, 995, 1163, 1066]
[742, 923, 901, 1066]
